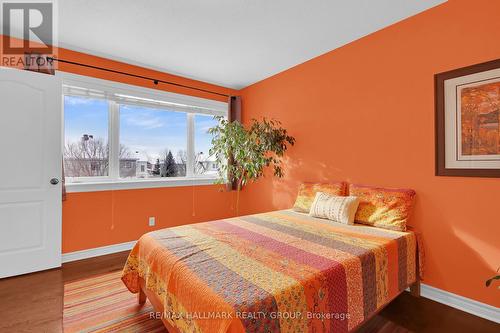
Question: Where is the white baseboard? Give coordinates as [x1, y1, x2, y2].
[62, 242, 499, 324]
[62, 240, 136, 263]
[418, 283, 499, 323]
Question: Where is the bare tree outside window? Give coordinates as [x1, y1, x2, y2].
[176, 149, 215, 176]
[64, 135, 132, 177]
[176, 150, 188, 176]
[64, 136, 108, 177]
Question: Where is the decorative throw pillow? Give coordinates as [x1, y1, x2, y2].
[309, 192, 360, 225]
[293, 182, 347, 213]
[349, 184, 416, 231]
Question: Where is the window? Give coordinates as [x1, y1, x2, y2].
[63, 75, 227, 190]
[119, 105, 187, 179]
[64, 96, 109, 177]
[194, 114, 219, 177]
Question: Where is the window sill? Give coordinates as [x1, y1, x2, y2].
[65, 177, 220, 193]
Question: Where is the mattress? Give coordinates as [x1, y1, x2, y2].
[122, 209, 420, 332]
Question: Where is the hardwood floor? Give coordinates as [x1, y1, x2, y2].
[0, 252, 127, 333]
[0, 251, 497, 333]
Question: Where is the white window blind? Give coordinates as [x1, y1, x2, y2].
[63, 84, 227, 117]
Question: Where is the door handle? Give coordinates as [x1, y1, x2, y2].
[50, 178, 59, 185]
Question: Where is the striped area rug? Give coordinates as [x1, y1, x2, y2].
[63, 270, 167, 333]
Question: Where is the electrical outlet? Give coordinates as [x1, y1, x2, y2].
[148, 217, 155, 227]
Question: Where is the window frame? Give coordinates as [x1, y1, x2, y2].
[60, 73, 227, 193]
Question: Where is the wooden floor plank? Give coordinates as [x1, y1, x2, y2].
[0, 250, 497, 332]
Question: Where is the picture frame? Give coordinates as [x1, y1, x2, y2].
[435, 58, 500, 177]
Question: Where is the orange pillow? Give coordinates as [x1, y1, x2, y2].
[349, 184, 416, 231]
[293, 182, 347, 213]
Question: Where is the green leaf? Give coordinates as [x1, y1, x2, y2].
[207, 116, 295, 189]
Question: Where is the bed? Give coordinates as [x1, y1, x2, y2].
[122, 209, 422, 333]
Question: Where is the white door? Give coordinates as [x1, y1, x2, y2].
[0, 68, 62, 278]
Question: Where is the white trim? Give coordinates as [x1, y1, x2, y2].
[108, 100, 120, 179]
[412, 284, 500, 323]
[186, 113, 195, 177]
[62, 240, 137, 263]
[65, 177, 218, 193]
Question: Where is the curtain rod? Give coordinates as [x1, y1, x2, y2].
[46, 57, 230, 98]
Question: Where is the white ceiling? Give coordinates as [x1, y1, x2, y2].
[56, 0, 445, 89]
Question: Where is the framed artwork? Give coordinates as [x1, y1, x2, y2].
[435, 58, 500, 177]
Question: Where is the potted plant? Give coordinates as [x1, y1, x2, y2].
[209, 116, 295, 215]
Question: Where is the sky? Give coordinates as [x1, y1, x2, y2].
[64, 96, 218, 162]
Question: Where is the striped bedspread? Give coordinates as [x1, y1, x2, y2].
[122, 210, 419, 333]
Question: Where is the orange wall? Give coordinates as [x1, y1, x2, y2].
[63, 185, 237, 253]
[239, 0, 500, 307]
[0, 37, 239, 253]
[51, 48, 238, 253]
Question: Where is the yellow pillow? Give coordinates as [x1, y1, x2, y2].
[349, 184, 416, 231]
[293, 182, 347, 213]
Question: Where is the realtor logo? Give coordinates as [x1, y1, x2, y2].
[1, 1, 54, 54]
